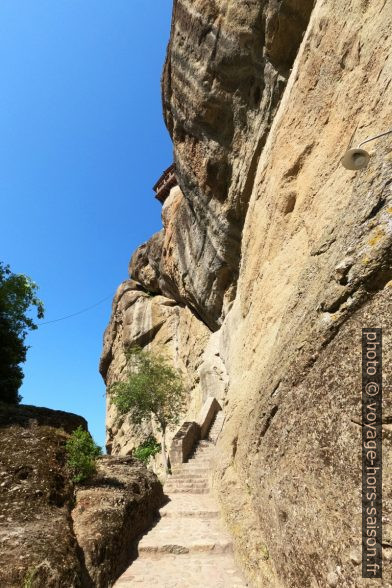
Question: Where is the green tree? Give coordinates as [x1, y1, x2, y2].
[66, 426, 102, 483]
[109, 347, 187, 473]
[0, 262, 44, 404]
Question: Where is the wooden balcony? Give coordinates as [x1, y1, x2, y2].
[153, 163, 177, 204]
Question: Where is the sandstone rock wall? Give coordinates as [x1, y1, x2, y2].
[101, 0, 314, 456]
[206, 1, 392, 585]
[161, 0, 314, 329]
[102, 0, 392, 585]
[100, 272, 210, 458]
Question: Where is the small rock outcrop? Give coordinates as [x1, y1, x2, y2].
[0, 405, 163, 587]
[0, 405, 89, 588]
[128, 231, 164, 295]
[72, 455, 164, 588]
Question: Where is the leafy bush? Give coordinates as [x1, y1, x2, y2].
[66, 426, 102, 483]
[133, 435, 161, 464]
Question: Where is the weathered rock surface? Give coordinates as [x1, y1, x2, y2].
[0, 405, 89, 588]
[206, 1, 392, 585]
[0, 405, 164, 588]
[103, 0, 392, 586]
[161, 0, 314, 328]
[129, 230, 164, 295]
[72, 455, 164, 588]
[0, 402, 87, 432]
[100, 279, 210, 457]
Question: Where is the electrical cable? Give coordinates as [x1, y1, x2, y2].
[38, 294, 113, 325]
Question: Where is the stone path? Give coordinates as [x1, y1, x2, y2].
[114, 412, 248, 587]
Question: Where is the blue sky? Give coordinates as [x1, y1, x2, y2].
[0, 1, 173, 448]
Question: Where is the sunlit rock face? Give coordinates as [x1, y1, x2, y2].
[102, 0, 392, 585]
[161, 0, 314, 329]
[100, 279, 209, 458]
[203, 2, 392, 585]
[128, 231, 164, 295]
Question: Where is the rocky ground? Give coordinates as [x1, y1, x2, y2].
[0, 404, 164, 587]
[72, 455, 164, 588]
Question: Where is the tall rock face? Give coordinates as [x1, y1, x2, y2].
[102, 0, 392, 585]
[161, 0, 314, 329]
[206, 1, 392, 586]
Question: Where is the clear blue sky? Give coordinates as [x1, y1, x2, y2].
[0, 1, 173, 448]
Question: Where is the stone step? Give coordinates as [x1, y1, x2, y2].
[171, 469, 210, 476]
[137, 517, 233, 556]
[165, 480, 209, 487]
[167, 471, 208, 479]
[160, 496, 219, 519]
[168, 472, 207, 480]
[165, 487, 210, 494]
[169, 470, 208, 477]
[190, 452, 214, 458]
[165, 481, 209, 489]
[178, 467, 210, 473]
[189, 454, 213, 460]
[164, 480, 209, 492]
[114, 553, 248, 587]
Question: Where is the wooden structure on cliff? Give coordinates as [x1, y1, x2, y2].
[153, 163, 177, 204]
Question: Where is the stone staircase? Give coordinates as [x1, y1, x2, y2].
[114, 411, 248, 587]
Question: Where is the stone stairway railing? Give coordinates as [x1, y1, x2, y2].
[169, 396, 222, 469]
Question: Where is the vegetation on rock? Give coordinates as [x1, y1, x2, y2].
[66, 426, 102, 483]
[0, 261, 44, 404]
[133, 435, 161, 464]
[110, 346, 187, 472]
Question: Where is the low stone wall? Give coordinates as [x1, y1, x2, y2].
[169, 421, 200, 467]
[197, 397, 222, 439]
[169, 397, 222, 468]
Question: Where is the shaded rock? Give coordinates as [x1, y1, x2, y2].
[161, 0, 314, 328]
[0, 405, 165, 588]
[128, 230, 164, 295]
[72, 455, 164, 588]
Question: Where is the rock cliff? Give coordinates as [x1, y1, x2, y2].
[102, 0, 392, 586]
[161, 0, 314, 329]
